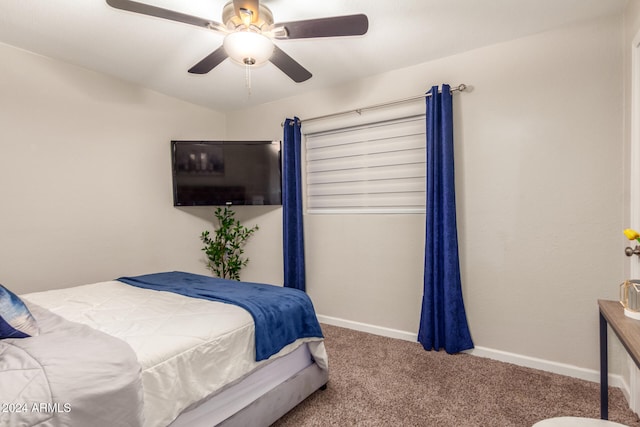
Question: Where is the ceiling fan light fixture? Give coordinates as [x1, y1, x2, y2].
[106, 0, 368, 82]
[223, 31, 274, 66]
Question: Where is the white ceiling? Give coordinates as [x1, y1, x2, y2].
[0, 0, 628, 112]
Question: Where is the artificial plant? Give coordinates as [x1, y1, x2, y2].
[200, 206, 259, 281]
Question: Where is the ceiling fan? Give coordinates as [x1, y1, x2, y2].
[105, 0, 369, 83]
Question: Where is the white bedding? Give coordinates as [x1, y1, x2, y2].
[23, 280, 327, 427]
[0, 303, 144, 427]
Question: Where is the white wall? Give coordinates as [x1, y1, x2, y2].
[0, 10, 628, 378]
[0, 42, 233, 293]
[228, 14, 625, 373]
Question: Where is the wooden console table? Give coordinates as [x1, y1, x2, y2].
[598, 299, 640, 419]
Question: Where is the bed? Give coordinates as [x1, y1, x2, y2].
[0, 271, 328, 427]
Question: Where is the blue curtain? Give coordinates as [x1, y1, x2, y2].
[418, 84, 474, 354]
[282, 117, 306, 291]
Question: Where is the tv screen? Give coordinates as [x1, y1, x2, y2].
[171, 140, 282, 206]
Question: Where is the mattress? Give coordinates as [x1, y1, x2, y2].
[23, 280, 328, 427]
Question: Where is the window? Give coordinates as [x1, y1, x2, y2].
[305, 116, 426, 214]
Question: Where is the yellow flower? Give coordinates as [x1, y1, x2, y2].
[624, 228, 640, 242]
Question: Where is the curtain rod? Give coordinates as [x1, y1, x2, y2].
[282, 83, 467, 126]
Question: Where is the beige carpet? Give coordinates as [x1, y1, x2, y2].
[272, 324, 640, 427]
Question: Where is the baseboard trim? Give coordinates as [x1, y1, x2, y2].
[317, 315, 419, 342]
[467, 346, 625, 388]
[317, 314, 625, 389]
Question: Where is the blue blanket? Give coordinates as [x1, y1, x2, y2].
[117, 271, 323, 361]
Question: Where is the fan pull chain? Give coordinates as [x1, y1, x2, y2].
[245, 63, 252, 97]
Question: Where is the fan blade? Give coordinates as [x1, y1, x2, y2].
[106, 0, 225, 32]
[232, 0, 260, 24]
[274, 14, 368, 39]
[269, 45, 312, 83]
[188, 46, 228, 74]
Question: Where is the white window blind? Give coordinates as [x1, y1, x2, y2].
[305, 116, 426, 214]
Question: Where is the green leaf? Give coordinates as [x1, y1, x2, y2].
[200, 206, 259, 281]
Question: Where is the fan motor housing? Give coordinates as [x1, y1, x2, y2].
[222, 1, 274, 30]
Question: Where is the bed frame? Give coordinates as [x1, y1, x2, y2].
[219, 363, 328, 426]
[170, 343, 328, 427]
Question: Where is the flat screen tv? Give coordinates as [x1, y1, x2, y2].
[171, 140, 282, 206]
